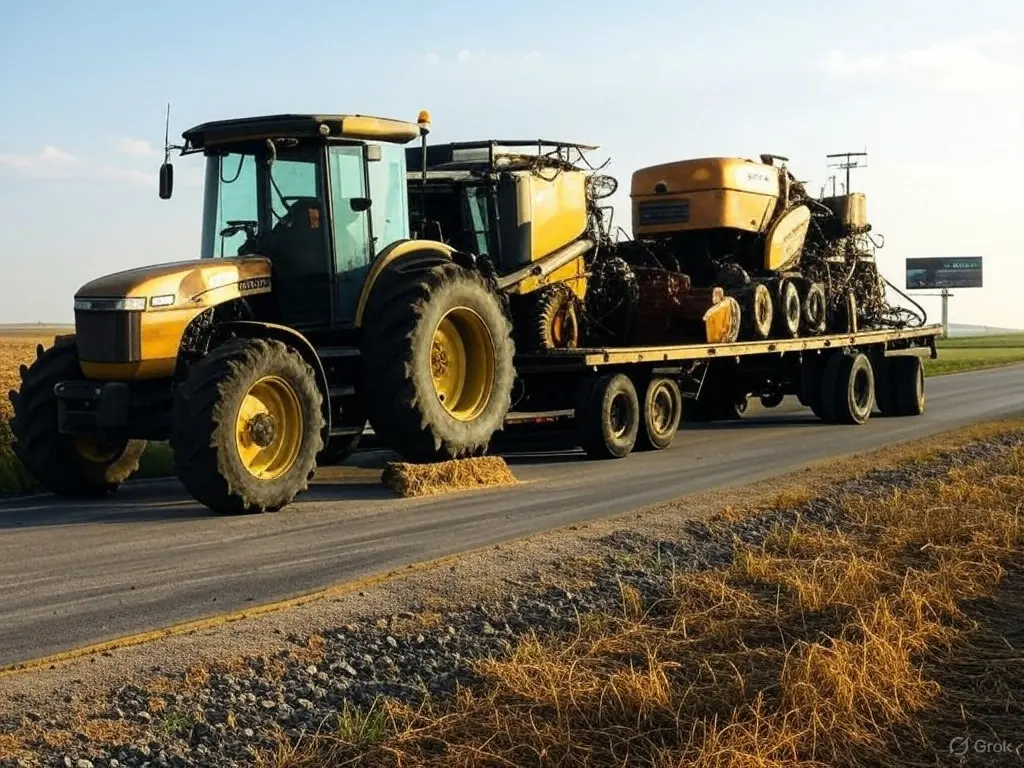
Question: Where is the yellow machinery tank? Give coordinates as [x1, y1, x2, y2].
[582, 151, 895, 347]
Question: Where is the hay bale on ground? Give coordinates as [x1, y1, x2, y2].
[382, 455, 517, 498]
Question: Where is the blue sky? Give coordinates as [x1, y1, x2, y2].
[1, 0, 1022, 328]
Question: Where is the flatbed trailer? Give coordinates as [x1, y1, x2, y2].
[497, 324, 942, 459]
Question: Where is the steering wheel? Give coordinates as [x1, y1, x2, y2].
[219, 220, 258, 240]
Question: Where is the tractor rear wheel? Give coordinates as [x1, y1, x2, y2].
[171, 338, 324, 514]
[361, 260, 515, 462]
[8, 337, 146, 496]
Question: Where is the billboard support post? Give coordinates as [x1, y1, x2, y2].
[941, 288, 951, 339]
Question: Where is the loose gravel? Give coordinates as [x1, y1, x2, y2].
[3, 431, 1021, 768]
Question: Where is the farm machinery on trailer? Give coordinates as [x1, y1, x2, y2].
[8, 110, 941, 515]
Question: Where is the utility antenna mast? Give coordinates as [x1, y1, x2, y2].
[825, 149, 868, 193]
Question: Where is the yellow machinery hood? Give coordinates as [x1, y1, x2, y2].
[73, 256, 273, 381]
[75, 256, 272, 308]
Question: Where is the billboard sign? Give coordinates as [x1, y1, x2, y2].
[906, 257, 983, 289]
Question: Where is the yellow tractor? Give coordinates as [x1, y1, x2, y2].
[7, 111, 606, 514]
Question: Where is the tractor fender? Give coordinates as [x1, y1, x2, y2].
[354, 239, 454, 327]
[211, 320, 332, 434]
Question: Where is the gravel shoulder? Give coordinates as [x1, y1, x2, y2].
[1, 416, 1023, 767]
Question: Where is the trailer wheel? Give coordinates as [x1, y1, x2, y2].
[685, 391, 747, 422]
[818, 353, 845, 423]
[872, 355, 894, 415]
[833, 353, 875, 425]
[576, 373, 639, 459]
[890, 356, 925, 416]
[798, 355, 824, 411]
[636, 377, 682, 451]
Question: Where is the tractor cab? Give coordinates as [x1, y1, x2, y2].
[404, 140, 615, 290]
[161, 113, 427, 331]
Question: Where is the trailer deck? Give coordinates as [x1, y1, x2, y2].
[515, 324, 941, 371]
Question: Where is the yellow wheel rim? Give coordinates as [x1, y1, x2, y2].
[235, 375, 304, 480]
[430, 306, 495, 421]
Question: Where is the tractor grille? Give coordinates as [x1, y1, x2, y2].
[74, 310, 142, 363]
[638, 199, 691, 227]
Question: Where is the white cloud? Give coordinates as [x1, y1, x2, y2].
[0, 145, 77, 172]
[0, 143, 154, 186]
[422, 48, 542, 68]
[96, 166, 156, 185]
[824, 32, 1024, 92]
[113, 136, 157, 157]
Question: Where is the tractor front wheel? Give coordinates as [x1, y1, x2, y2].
[170, 337, 324, 514]
[361, 260, 515, 462]
[8, 337, 146, 497]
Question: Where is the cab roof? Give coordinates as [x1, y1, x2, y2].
[181, 113, 422, 150]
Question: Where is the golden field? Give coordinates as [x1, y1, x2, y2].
[0, 327, 71, 419]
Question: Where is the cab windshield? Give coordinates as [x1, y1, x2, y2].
[199, 145, 322, 259]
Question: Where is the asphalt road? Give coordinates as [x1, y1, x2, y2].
[1, 364, 1021, 667]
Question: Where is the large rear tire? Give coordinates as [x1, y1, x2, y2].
[8, 337, 146, 497]
[171, 338, 324, 514]
[361, 260, 515, 462]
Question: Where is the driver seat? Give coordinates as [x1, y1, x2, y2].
[259, 196, 331, 328]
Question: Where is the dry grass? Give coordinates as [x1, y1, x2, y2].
[381, 456, 518, 498]
[0, 334, 56, 419]
[258, 440, 1024, 767]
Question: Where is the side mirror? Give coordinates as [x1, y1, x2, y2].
[350, 197, 372, 212]
[159, 162, 174, 200]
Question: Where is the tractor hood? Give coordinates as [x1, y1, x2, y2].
[74, 256, 273, 311]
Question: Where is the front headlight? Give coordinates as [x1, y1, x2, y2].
[74, 297, 147, 312]
[149, 294, 176, 308]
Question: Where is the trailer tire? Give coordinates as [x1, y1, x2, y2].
[636, 377, 682, 451]
[833, 352, 875, 425]
[890, 356, 925, 416]
[576, 373, 639, 459]
[799, 355, 824, 411]
[872, 356, 895, 415]
[818, 353, 845, 423]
